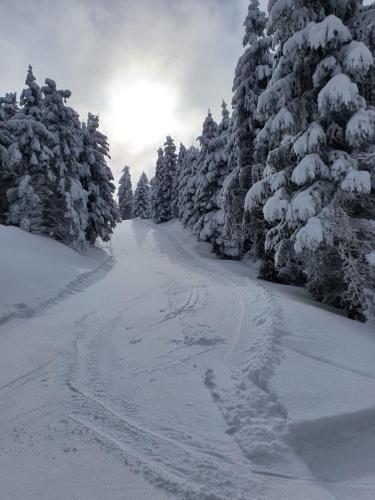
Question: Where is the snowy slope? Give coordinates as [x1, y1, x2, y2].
[1, 220, 375, 500]
[0, 224, 112, 323]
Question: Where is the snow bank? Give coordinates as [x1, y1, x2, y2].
[0, 225, 110, 322]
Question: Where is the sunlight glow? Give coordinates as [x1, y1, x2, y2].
[109, 80, 178, 149]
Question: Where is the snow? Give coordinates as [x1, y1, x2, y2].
[308, 15, 352, 50]
[0, 224, 110, 323]
[341, 170, 372, 193]
[270, 106, 294, 134]
[263, 188, 289, 222]
[346, 108, 375, 147]
[293, 122, 326, 158]
[291, 154, 329, 185]
[1, 220, 375, 499]
[318, 74, 361, 116]
[342, 41, 374, 76]
[294, 216, 324, 253]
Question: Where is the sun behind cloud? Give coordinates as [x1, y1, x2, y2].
[108, 79, 178, 152]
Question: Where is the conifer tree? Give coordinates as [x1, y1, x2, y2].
[172, 143, 187, 219]
[133, 171, 151, 219]
[118, 165, 133, 220]
[194, 103, 230, 246]
[220, 0, 273, 258]
[6, 66, 55, 233]
[41, 77, 88, 248]
[178, 146, 200, 228]
[80, 113, 117, 244]
[193, 110, 218, 237]
[151, 147, 164, 223]
[152, 137, 177, 223]
[246, 0, 374, 318]
[0, 93, 20, 223]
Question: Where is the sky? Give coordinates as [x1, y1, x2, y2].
[0, 0, 269, 186]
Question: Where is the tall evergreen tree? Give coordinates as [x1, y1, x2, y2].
[0, 93, 20, 223]
[80, 113, 117, 244]
[172, 143, 187, 219]
[178, 146, 200, 228]
[220, 0, 273, 258]
[246, 0, 374, 318]
[193, 103, 230, 246]
[151, 147, 164, 223]
[133, 171, 151, 219]
[193, 110, 218, 238]
[41, 77, 88, 249]
[152, 137, 177, 223]
[6, 66, 55, 233]
[118, 165, 133, 220]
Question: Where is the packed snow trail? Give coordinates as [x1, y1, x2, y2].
[1, 220, 367, 499]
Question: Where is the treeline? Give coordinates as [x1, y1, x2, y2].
[150, 1, 375, 321]
[0, 66, 118, 249]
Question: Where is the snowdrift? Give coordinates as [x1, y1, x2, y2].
[0, 225, 111, 323]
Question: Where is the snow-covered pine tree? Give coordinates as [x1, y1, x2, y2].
[193, 103, 230, 247]
[220, 0, 273, 259]
[193, 110, 219, 239]
[246, 1, 374, 318]
[151, 147, 164, 223]
[0, 93, 20, 223]
[6, 66, 55, 234]
[80, 113, 117, 244]
[162, 135, 177, 222]
[41, 77, 88, 249]
[178, 146, 200, 228]
[152, 137, 177, 223]
[172, 143, 187, 219]
[117, 166, 133, 220]
[133, 171, 151, 219]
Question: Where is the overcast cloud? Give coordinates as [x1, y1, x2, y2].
[1, 0, 266, 184]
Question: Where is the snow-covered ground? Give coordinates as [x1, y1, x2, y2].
[0, 225, 112, 324]
[1, 220, 374, 499]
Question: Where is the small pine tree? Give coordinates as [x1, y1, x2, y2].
[118, 165, 133, 220]
[133, 172, 151, 219]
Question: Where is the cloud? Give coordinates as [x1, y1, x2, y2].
[0, 0, 266, 185]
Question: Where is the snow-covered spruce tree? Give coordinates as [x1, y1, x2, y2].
[151, 147, 164, 223]
[117, 165, 133, 220]
[0, 93, 20, 223]
[41, 77, 88, 249]
[245, 1, 374, 318]
[152, 137, 177, 223]
[219, 0, 273, 259]
[172, 143, 187, 219]
[178, 146, 200, 228]
[80, 113, 117, 245]
[192, 110, 219, 239]
[133, 171, 151, 219]
[6, 67, 55, 234]
[193, 103, 230, 247]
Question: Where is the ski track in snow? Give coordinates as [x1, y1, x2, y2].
[1, 220, 374, 499]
